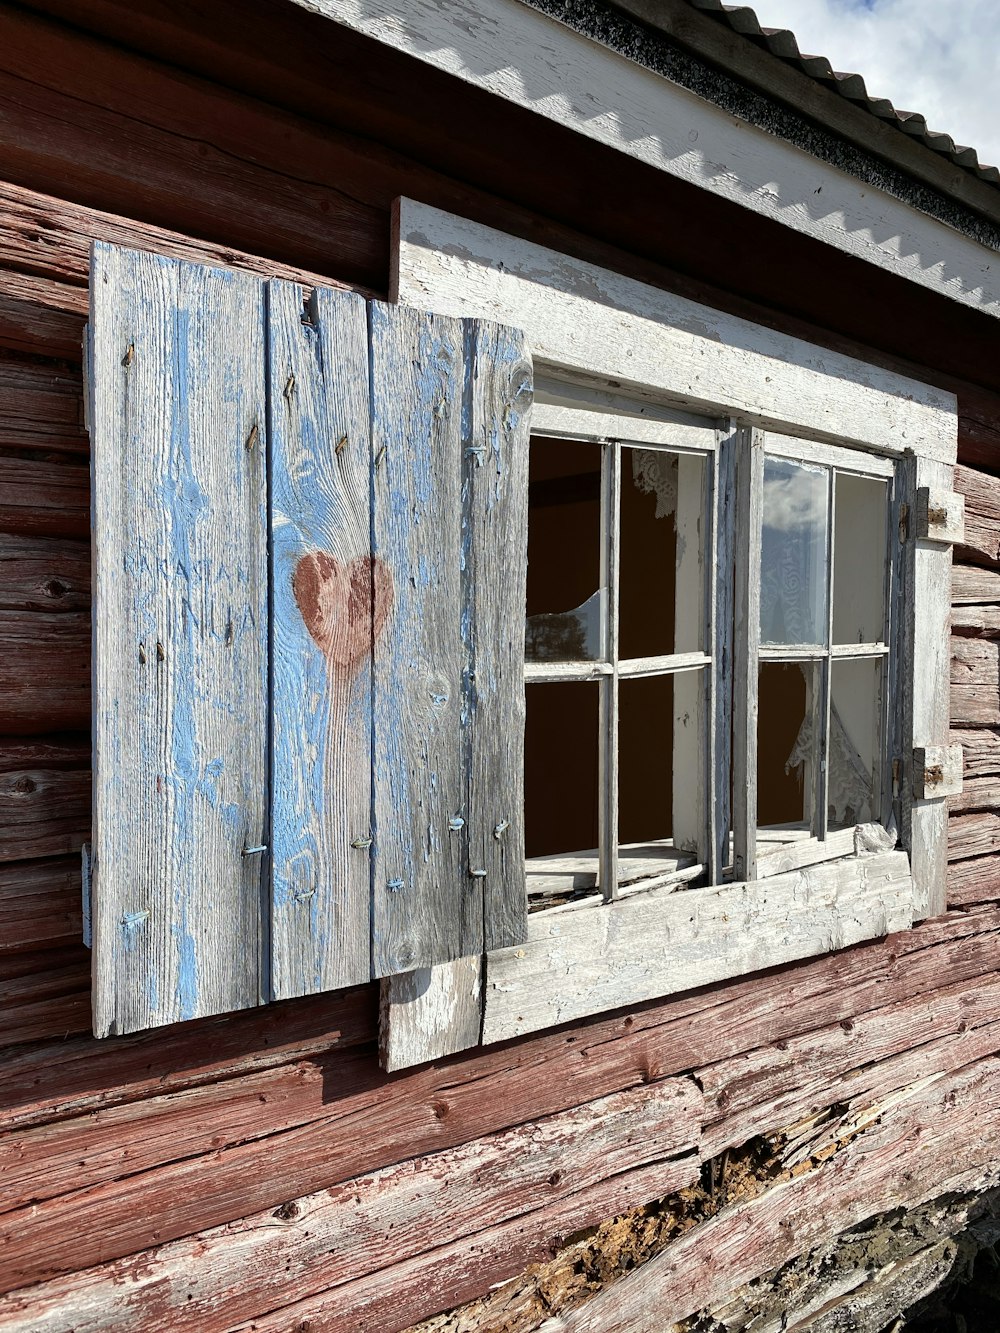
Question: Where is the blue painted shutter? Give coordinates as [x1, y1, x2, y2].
[89, 245, 531, 1034]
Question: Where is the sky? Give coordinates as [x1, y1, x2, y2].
[743, 0, 1000, 167]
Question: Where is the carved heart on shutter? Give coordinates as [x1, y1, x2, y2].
[293, 551, 393, 670]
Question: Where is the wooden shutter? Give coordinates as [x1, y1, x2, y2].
[89, 244, 269, 1037]
[89, 245, 532, 1034]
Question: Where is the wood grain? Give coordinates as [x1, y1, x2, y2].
[0, 457, 89, 540]
[0, 857, 82, 953]
[483, 851, 914, 1042]
[394, 200, 957, 460]
[0, 1078, 700, 1327]
[462, 318, 531, 950]
[0, 535, 89, 612]
[89, 243, 268, 1035]
[0, 355, 85, 454]
[370, 303, 468, 974]
[0, 610, 90, 734]
[269, 282, 373, 997]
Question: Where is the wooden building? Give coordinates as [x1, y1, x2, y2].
[1, 0, 1000, 1326]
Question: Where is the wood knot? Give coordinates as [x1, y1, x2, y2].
[9, 776, 36, 795]
[293, 551, 393, 671]
[273, 1201, 300, 1221]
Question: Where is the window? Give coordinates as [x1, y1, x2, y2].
[520, 414, 901, 911]
[86, 205, 963, 1060]
[381, 199, 963, 1070]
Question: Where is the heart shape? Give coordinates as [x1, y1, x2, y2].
[293, 550, 393, 671]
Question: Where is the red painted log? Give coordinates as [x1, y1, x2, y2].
[0, 457, 89, 540]
[0, 535, 89, 612]
[949, 812, 1000, 862]
[948, 854, 1000, 906]
[0, 611, 90, 734]
[0, 856, 82, 953]
[0, 766, 89, 862]
[0, 355, 85, 454]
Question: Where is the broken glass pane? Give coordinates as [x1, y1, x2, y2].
[760, 458, 829, 647]
[525, 438, 604, 662]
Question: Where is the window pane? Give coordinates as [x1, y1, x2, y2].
[757, 661, 821, 832]
[618, 672, 673, 845]
[525, 438, 603, 662]
[619, 449, 706, 659]
[524, 681, 599, 858]
[829, 658, 883, 828]
[760, 458, 829, 647]
[618, 670, 707, 884]
[833, 473, 887, 645]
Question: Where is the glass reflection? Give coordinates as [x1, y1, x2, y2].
[760, 458, 829, 646]
[833, 473, 887, 645]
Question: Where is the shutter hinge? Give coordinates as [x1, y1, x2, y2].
[81, 842, 93, 949]
[913, 744, 964, 799]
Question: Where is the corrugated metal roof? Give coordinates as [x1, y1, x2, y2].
[687, 0, 1000, 185]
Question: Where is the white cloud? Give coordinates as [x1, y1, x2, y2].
[744, 0, 1000, 167]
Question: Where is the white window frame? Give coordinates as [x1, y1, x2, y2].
[381, 198, 963, 1071]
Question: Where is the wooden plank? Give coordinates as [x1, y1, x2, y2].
[732, 428, 762, 882]
[951, 636, 1000, 726]
[89, 243, 268, 1036]
[947, 854, 1000, 905]
[950, 726, 1000, 778]
[0, 765, 89, 863]
[712, 430, 736, 881]
[0, 535, 89, 612]
[949, 812, 1000, 862]
[394, 199, 958, 459]
[483, 851, 914, 1042]
[0, 857, 82, 953]
[0, 356, 85, 454]
[913, 744, 963, 799]
[599, 445, 620, 902]
[463, 318, 531, 948]
[699, 973, 1000, 1156]
[907, 455, 956, 918]
[369, 303, 466, 974]
[949, 776, 1000, 813]
[0, 275, 85, 360]
[1, 907, 998, 1284]
[379, 958, 482, 1073]
[952, 603, 1000, 635]
[0, 1076, 700, 1326]
[0, 610, 90, 734]
[916, 487, 965, 545]
[952, 564, 1000, 603]
[553, 1057, 1000, 1332]
[0, 457, 90, 540]
[0, 985, 374, 1132]
[268, 282, 373, 997]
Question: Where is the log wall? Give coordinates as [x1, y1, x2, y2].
[0, 3, 999, 1328]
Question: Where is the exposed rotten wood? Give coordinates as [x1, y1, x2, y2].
[554, 1058, 1000, 1332]
[949, 776, 1000, 813]
[2, 907, 1000, 1288]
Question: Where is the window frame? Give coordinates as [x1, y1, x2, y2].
[381, 197, 962, 1070]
